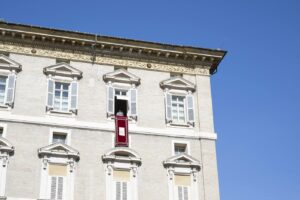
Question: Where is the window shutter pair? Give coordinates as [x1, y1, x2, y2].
[116, 181, 128, 200]
[5, 73, 17, 106]
[107, 86, 137, 118]
[178, 186, 189, 200]
[50, 176, 64, 200]
[164, 92, 195, 125]
[46, 79, 78, 112]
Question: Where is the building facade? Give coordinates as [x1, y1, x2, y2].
[0, 22, 226, 200]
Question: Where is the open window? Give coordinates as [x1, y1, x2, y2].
[44, 62, 82, 115]
[160, 77, 196, 126]
[103, 68, 140, 120]
[0, 54, 22, 109]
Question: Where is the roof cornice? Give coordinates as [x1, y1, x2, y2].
[0, 21, 226, 75]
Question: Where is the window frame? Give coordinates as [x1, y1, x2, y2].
[49, 128, 71, 146]
[172, 140, 190, 156]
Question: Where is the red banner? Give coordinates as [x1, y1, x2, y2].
[115, 116, 129, 147]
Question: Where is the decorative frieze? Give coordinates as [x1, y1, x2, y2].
[0, 42, 211, 75]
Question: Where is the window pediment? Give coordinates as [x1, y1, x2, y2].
[0, 54, 22, 72]
[160, 77, 195, 92]
[103, 69, 140, 85]
[43, 63, 82, 79]
[38, 143, 80, 161]
[163, 153, 201, 169]
[102, 147, 141, 166]
[0, 137, 14, 154]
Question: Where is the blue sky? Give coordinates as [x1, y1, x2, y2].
[1, 0, 300, 199]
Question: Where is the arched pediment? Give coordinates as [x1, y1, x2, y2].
[160, 77, 196, 91]
[38, 143, 80, 161]
[0, 54, 22, 72]
[163, 153, 201, 169]
[102, 147, 141, 165]
[103, 69, 140, 85]
[0, 137, 14, 154]
[43, 62, 82, 79]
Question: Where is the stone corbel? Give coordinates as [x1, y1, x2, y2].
[0, 155, 8, 167]
[42, 157, 49, 170]
[68, 158, 76, 173]
[167, 168, 175, 180]
[131, 166, 138, 178]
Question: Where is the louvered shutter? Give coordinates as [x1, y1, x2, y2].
[116, 182, 121, 200]
[183, 187, 188, 200]
[178, 186, 183, 200]
[165, 92, 172, 123]
[122, 182, 127, 200]
[5, 73, 16, 106]
[70, 81, 78, 112]
[50, 177, 57, 200]
[47, 79, 54, 109]
[186, 93, 195, 125]
[129, 88, 137, 118]
[57, 177, 64, 200]
[107, 86, 114, 117]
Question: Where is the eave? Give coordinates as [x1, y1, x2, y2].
[0, 21, 226, 75]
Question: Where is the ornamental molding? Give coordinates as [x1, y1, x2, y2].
[0, 54, 22, 72]
[0, 42, 211, 76]
[103, 68, 140, 85]
[38, 143, 80, 161]
[102, 147, 142, 166]
[43, 62, 82, 79]
[0, 137, 14, 155]
[160, 76, 196, 92]
[163, 153, 201, 170]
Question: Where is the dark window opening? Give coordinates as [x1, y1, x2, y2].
[0, 127, 3, 137]
[115, 97, 128, 117]
[56, 58, 70, 64]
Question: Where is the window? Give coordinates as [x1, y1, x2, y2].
[161, 77, 196, 126]
[56, 58, 70, 64]
[171, 95, 186, 124]
[175, 175, 190, 200]
[48, 164, 67, 200]
[0, 127, 3, 137]
[103, 68, 140, 120]
[114, 170, 130, 200]
[0, 76, 7, 104]
[54, 82, 70, 112]
[174, 143, 187, 155]
[0, 54, 21, 108]
[44, 63, 82, 114]
[52, 133, 67, 144]
[102, 148, 141, 200]
[177, 185, 189, 200]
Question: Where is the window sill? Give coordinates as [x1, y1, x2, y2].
[108, 116, 137, 124]
[0, 104, 12, 111]
[167, 123, 193, 128]
[47, 109, 76, 117]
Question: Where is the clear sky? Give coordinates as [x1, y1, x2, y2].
[1, 0, 300, 199]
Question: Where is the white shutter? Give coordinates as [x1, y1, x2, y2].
[70, 81, 78, 112]
[116, 182, 121, 200]
[129, 88, 137, 118]
[122, 182, 127, 200]
[165, 92, 172, 123]
[183, 186, 188, 200]
[57, 177, 64, 200]
[107, 86, 114, 117]
[178, 186, 183, 200]
[186, 93, 195, 125]
[50, 177, 57, 200]
[47, 79, 54, 109]
[5, 73, 16, 106]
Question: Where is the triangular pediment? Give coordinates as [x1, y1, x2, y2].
[163, 153, 201, 169]
[43, 63, 83, 79]
[160, 77, 195, 91]
[103, 69, 140, 85]
[38, 143, 80, 160]
[0, 137, 14, 153]
[0, 54, 22, 72]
